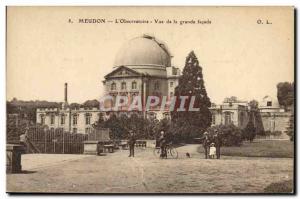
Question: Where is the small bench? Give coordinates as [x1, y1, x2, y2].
[119, 143, 128, 150]
[103, 144, 114, 153]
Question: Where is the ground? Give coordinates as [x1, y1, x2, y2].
[7, 143, 294, 193]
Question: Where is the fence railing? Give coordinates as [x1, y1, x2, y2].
[26, 127, 110, 154]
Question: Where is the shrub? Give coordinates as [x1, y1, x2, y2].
[264, 130, 271, 136]
[270, 131, 282, 137]
[207, 124, 243, 147]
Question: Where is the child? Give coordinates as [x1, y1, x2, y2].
[209, 143, 216, 159]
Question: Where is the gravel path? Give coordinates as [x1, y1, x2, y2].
[7, 145, 293, 193]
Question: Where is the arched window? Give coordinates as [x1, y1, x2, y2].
[50, 115, 55, 125]
[40, 115, 45, 125]
[73, 114, 78, 125]
[85, 113, 91, 125]
[60, 114, 65, 125]
[132, 81, 137, 89]
[111, 82, 116, 91]
[121, 82, 126, 90]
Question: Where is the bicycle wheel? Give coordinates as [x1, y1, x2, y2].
[169, 147, 178, 159]
[153, 147, 161, 157]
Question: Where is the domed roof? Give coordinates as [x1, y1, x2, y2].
[114, 35, 171, 67]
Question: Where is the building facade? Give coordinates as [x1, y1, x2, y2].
[210, 98, 249, 128]
[36, 107, 100, 134]
[210, 96, 291, 139]
[259, 96, 291, 139]
[36, 83, 101, 134]
[102, 34, 181, 119]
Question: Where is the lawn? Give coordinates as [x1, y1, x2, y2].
[197, 140, 294, 158]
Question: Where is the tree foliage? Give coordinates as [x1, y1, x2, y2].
[248, 100, 265, 135]
[243, 111, 256, 142]
[171, 51, 212, 142]
[6, 115, 46, 143]
[277, 82, 294, 109]
[93, 113, 169, 140]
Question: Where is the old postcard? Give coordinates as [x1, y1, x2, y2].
[6, 6, 294, 194]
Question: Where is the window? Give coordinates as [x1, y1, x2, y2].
[132, 81, 137, 89]
[50, 115, 55, 125]
[73, 128, 77, 134]
[73, 114, 78, 125]
[240, 112, 244, 126]
[224, 112, 231, 125]
[154, 81, 160, 90]
[121, 82, 126, 90]
[61, 115, 65, 125]
[85, 113, 91, 125]
[212, 114, 216, 125]
[267, 101, 272, 107]
[170, 92, 174, 97]
[40, 115, 45, 125]
[170, 81, 174, 87]
[85, 127, 91, 134]
[111, 82, 116, 91]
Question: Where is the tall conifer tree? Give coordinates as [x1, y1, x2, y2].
[171, 51, 212, 141]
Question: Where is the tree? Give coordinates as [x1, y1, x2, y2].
[92, 113, 161, 140]
[249, 100, 265, 135]
[171, 51, 212, 142]
[82, 99, 100, 108]
[243, 112, 256, 142]
[277, 82, 294, 110]
[286, 104, 294, 141]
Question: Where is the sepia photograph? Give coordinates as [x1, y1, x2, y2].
[6, 6, 295, 194]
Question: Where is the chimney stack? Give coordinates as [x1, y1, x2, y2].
[64, 83, 68, 103]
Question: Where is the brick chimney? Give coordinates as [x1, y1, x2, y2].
[62, 83, 69, 109]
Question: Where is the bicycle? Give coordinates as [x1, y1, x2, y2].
[153, 143, 178, 159]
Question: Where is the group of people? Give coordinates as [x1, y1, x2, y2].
[202, 130, 221, 159]
[127, 129, 221, 159]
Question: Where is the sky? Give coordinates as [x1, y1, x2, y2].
[6, 6, 294, 104]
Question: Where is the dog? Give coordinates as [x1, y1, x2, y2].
[186, 152, 191, 158]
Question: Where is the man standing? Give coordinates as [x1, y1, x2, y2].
[214, 130, 221, 159]
[128, 130, 136, 157]
[159, 131, 167, 158]
[202, 132, 210, 159]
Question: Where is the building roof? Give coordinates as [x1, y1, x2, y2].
[114, 34, 171, 68]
